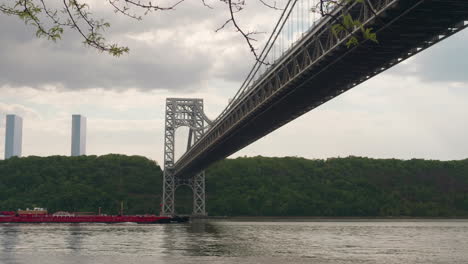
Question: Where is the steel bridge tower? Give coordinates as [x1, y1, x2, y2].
[161, 98, 211, 216]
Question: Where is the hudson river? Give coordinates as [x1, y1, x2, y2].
[1, 220, 467, 264]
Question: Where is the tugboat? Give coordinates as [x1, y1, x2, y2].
[0, 207, 188, 224]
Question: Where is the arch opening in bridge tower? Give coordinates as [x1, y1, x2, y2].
[174, 126, 190, 162]
[174, 184, 194, 215]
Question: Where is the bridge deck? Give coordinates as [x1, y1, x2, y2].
[174, 0, 468, 177]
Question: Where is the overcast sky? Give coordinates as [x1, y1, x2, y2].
[1, 0, 468, 164]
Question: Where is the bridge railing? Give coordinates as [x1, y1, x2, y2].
[215, 0, 399, 126]
[174, 0, 352, 172]
[215, 0, 326, 125]
[174, 0, 397, 175]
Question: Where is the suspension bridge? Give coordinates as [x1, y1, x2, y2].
[161, 0, 468, 216]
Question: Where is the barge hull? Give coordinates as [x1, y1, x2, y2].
[0, 215, 182, 224]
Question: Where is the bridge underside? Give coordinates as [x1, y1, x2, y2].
[175, 0, 468, 178]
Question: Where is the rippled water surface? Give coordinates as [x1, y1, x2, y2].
[1, 220, 467, 264]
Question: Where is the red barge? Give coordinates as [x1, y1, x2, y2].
[0, 208, 188, 224]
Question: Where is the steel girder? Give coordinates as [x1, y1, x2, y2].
[173, 0, 468, 178]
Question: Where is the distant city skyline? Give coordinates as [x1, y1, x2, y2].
[3, 114, 90, 159]
[4, 114, 22, 159]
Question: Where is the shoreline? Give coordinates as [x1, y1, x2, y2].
[190, 216, 468, 222]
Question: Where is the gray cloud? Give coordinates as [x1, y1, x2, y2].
[0, 0, 274, 92]
[3, 1, 466, 93]
[0, 15, 215, 91]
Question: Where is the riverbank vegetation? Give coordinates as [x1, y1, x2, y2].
[1, 155, 467, 217]
[0, 155, 162, 214]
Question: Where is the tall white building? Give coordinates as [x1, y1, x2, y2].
[71, 115, 87, 156]
[4, 114, 23, 159]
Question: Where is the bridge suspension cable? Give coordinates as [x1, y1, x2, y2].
[173, 0, 468, 179]
[214, 0, 328, 125]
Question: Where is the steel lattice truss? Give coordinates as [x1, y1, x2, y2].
[161, 98, 211, 216]
[172, 0, 468, 178]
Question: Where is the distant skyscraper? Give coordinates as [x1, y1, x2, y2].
[71, 115, 86, 156]
[4, 115, 23, 159]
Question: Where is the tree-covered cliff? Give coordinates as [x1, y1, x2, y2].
[1, 155, 467, 217]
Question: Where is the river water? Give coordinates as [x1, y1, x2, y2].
[0, 220, 467, 264]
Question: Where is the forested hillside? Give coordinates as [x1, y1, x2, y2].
[206, 157, 468, 216]
[0, 155, 162, 214]
[1, 155, 467, 217]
